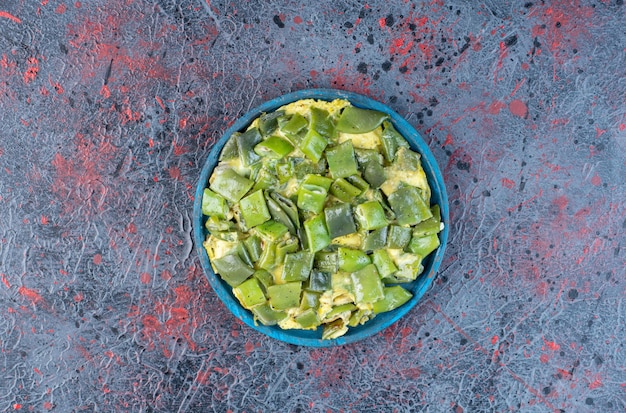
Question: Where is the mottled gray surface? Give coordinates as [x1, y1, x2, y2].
[0, 0, 624, 412]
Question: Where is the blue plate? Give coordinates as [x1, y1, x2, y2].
[193, 89, 449, 347]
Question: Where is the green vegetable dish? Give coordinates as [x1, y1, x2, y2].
[202, 99, 444, 340]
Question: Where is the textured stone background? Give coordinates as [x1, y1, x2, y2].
[0, 0, 624, 412]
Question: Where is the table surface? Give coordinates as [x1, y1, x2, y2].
[0, 1, 624, 412]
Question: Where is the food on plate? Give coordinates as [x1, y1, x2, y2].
[201, 98, 444, 339]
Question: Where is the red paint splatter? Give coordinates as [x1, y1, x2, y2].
[100, 84, 110, 98]
[43, 402, 53, 410]
[588, 377, 603, 389]
[619, 123, 626, 131]
[23, 57, 39, 83]
[244, 341, 254, 355]
[590, 174, 601, 186]
[55, 3, 66, 14]
[509, 99, 528, 118]
[389, 37, 414, 56]
[18, 286, 43, 305]
[521, 62, 529, 70]
[532, 25, 546, 38]
[501, 178, 515, 189]
[540, 353, 550, 363]
[0, 11, 21, 23]
[378, 17, 386, 29]
[487, 100, 506, 115]
[140, 272, 151, 284]
[536, 1, 595, 64]
[443, 134, 453, 146]
[73, 292, 83, 302]
[160, 270, 172, 281]
[1, 273, 11, 289]
[491, 335, 499, 345]
[543, 337, 560, 351]
[293, 16, 302, 24]
[493, 41, 508, 84]
[41, 215, 49, 225]
[93, 254, 102, 264]
[168, 166, 181, 180]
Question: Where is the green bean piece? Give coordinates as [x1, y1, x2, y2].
[254, 220, 289, 242]
[324, 203, 357, 239]
[280, 112, 308, 136]
[254, 135, 294, 159]
[322, 319, 348, 340]
[251, 302, 287, 325]
[202, 189, 229, 219]
[387, 185, 433, 226]
[363, 161, 386, 189]
[280, 251, 314, 282]
[257, 241, 277, 270]
[302, 174, 333, 190]
[310, 107, 336, 140]
[239, 189, 271, 228]
[306, 269, 332, 292]
[233, 278, 267, 309]
[362, 226, 388, 251]
[212, 253, 254, 287]
[275, 237, 299, 266]
[275, 159, 294, 183]
[252, 167, 279, 192]
[243, 235, 262, 262]
[313, 251, 338, 273]
[380, 121, 407, 162]
[299, 127, 328, 162]
[205, 216, 235, 233]
[355, 148, 383, 169]
[394, 146, 422, 170]
[253, 269, 274, 291]
[219, 132, 239, 161]
[209, 168, 254, 203]
[372, 285, 413, 314]
[407, 233, 440, 257]
[348, 309, 370, 327]
[300, 290, 321, 311]
[412, 205, 442, 237]
[338, 247, 371, 272]
[372, 249, 398, 278]
[350, 264, 384, 304]
[236, 128, 263, 167]
[270, 192, 300, 229]
[295, 308, 321, 329]
[297, 183, 328, 214]
[267, 282, 302, 310]
[355, 201, 388, 230]
[294, 157, 327, 179]
[324, 303, 357, 322]
[235, 243, 255, 267]
[387, 225, 412, 249]
[335, 106, 388, 134]
[326, 141, 358, 179]
[303, 214, 331, 252]
[332, 271, 355, 296]
[266, 197, 297, 235]
[345, 174, 370, 193]
[329, 178, 362, 202]
[393, 252, 424, 282]
[297, 226, 309, 251]
[209, 230, 240, 242]
[258, 110, 285, 136]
